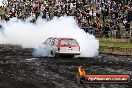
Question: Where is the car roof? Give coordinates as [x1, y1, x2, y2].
[50, 37, 75, 40]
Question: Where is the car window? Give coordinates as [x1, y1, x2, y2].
[60, 39, 78, 46]
[45, 38, 51, 44]
[48, 38, 54, 45]
[53, 39, 58, 46]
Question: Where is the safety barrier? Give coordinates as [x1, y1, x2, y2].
[99, 46, 132, 55]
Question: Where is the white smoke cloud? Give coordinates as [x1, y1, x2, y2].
[0, 0, 2, 6]
[0, 16, 99, 57]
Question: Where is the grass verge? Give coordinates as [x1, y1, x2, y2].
[100, 41, 132, 48]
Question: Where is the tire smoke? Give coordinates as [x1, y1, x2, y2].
[0, 16, 99, 57]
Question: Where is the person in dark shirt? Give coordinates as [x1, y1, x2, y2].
[124, 21, 130, 32]
[104, 24, 110, 38]
[127, 9, 132, 22]
[116, 22, 121, 38]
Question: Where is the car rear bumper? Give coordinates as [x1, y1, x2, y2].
[56, 52, 81, 55]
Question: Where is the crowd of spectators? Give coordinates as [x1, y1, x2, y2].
[0, 0, 132, 38]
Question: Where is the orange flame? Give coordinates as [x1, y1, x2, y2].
[78, 66, 86, 76]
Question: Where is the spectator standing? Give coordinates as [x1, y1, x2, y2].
[104, 24, 110, 38]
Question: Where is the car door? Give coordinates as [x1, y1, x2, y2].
[41, 38, 54, 57]
[46, 37, 54, 50]
[52, 38, 58, 53]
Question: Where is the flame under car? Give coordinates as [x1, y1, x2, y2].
[40, 37, 81, 57]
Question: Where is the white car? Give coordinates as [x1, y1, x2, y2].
[38, 37, 81, 57]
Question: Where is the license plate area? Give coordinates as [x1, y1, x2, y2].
[67, 47, 73, 51]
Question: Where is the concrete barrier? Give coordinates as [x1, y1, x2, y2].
[99, 46, 132, 56]
[98, 38, 132, 43]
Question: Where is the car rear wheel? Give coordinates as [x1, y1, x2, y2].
[55, 54, 59, 58]
[69, 55, 74, 58]
[51, 51, 59, 58]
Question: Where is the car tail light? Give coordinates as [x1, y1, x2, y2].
[58, 39, 60, 51]
[58, 47, 60, 51]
